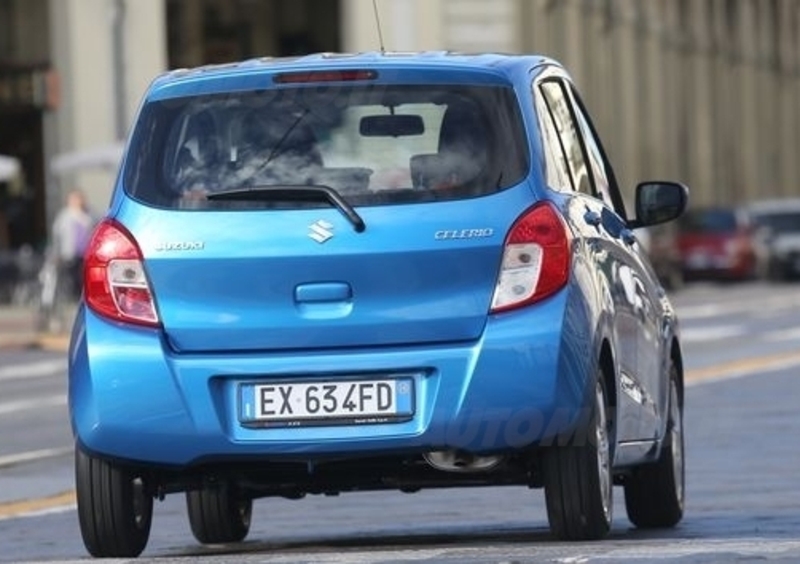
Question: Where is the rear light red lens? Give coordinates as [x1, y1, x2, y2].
[491, 202, 570, 313]
[83, 219, 160, 327]
[273, 70, 378, 84]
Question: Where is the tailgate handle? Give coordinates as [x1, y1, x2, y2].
[294, 282, 352, 303]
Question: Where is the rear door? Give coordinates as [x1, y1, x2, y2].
[122, 194, 534, 352]
[537, 75, 663, 442]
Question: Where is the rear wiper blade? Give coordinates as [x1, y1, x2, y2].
[206, 184, 366, 233]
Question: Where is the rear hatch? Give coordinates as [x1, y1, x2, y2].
[120, 195, 532, 352]
[116, 69, 531, 352]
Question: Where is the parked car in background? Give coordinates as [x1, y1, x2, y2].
[747, 198, 800, 281]
[68, 52, 689, 557]
[677, 206, 757, 281]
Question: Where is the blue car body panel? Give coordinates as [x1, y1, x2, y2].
[70, 52, 680, 471]
[70, 286, 601, 466]
[116, 182, 538, 352]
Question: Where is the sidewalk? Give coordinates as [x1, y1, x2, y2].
[0, 304, 72, 352]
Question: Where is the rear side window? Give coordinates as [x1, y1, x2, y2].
[751, 211, 800, 234]
[123, 84, 528, 209]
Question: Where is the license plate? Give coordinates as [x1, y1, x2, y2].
[239, 377, 414, 427]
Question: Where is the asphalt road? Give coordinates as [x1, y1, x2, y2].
[1, 281, 800, 562]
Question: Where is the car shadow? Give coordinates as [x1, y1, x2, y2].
[156, 512, 800, 560]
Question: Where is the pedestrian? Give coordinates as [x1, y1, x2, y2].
[51, 188, 94, 300]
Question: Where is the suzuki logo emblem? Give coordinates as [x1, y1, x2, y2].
[308, 220, 334, 243]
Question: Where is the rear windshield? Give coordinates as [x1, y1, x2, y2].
[679, 209, 739, 233]
[123, 84, 529, 209]
[751, 211, 800, 234]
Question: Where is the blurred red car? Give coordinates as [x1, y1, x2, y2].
[677, 207, 757, 281]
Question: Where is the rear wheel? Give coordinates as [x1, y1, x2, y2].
[75, 445, 153, 558]
[624, 366, 685, 528]
[542, 371, 613, 540]
[186, 484, 252, 544]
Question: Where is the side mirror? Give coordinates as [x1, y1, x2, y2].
[632, 181, 689, 228]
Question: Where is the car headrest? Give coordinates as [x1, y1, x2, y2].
[438, 104, 488, 164]
[411, 154, 443, 190]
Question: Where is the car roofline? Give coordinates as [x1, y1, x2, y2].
[150, 51, 553, 87]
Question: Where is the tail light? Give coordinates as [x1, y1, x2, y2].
[490, 202, 570, 313]
[83, 219, 160, 327]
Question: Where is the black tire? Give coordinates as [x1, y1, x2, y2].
[542, 372, 613, 541]
[75, 445, 153, 558]
[624, 366, 685, 528]
[186, 485, 252, 544]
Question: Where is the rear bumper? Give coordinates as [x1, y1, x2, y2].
[68, 291, 596, 468]
[683, 261, 756, 280]
[681, 253, 755, 279]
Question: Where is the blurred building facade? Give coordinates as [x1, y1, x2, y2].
[0, 0, 798, 248]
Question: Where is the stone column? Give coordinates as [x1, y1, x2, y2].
[247, 1, 278, 57]
[688, 0, 715, 207]
[47, 0, 167, 216]
[777, 0, 799, 197]
[610, 0, 641, 193]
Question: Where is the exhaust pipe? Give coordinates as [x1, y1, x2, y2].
[424, 450, 503, 473]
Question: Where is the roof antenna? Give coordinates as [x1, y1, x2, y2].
[372, 0, 386, 54]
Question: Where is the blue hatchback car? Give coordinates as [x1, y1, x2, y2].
[69, 52, 689, 557]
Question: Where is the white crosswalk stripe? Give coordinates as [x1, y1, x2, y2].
[0, 359, 65, 382]
[0, 395, 67, 416]
[679, 325, 747, 343]
[0, 447, 73, 468]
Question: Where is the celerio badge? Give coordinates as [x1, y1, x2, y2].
[434, 228, 494, 240]
[309, 220, 334, 243]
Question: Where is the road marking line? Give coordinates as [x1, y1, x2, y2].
[36, 334, 71, 353]
[0, 359, 65, 382]
[0, 490, 75, 521]
[686, 350, 800, 386]
[0, 394, 66, 415]
[677, 293, 800, 320]
[680, 325, 746, 343]
[0, 446, 73, 469]
[763, 327, 800, 342]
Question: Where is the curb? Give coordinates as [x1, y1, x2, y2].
[37, 333, 71, 352]
[0, 332, 70, 352]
